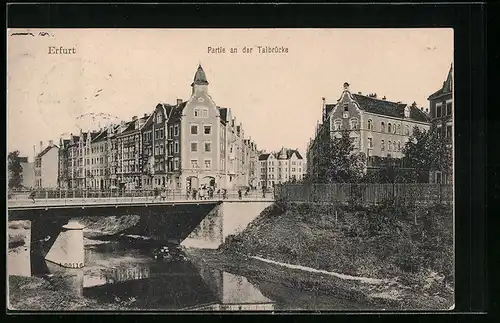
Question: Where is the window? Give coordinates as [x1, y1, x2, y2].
[174, 125, 179, 136]
[204, 125, 212, 135]
[334, 119, 342, 131]
[381, 122, 385, 132]
[350, 118, 359, 130]
[388, 141, 392, 152]
[368, 137, 373, 148]
[190, 159, 199, 168]
[191, 124, 198, 135]
[405, 125, 410, 136]
[204, 159, 212, 169]
[397, 141, 401, 151]
[169, 126, 174, 139]
[194, 109, 200, 117]
[204, 141, 212, 152]
[157, 113, 163, 123]
[446, 101, 452, 115]
[388, 123, 392, 133]
[201, 109, 209, 118]
[397, 124, 401, 134]
[174, 158, 179, 170]
[446, 125, 452, 138]
[367, 119, 373, 130]
[437, 125, 442, 138]
[344, 104, 348, 112]
[381, 140, 385, 151]
[436, 103, 442, 118]
[174, 141, 179, 153]
[190, 142, 198, 152]
[160, 144, 164, 155]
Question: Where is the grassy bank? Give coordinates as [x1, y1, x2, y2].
[8, 275, 139, 311]
[217, 201, 454, 309]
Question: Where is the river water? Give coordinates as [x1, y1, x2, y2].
[9, 231, 370, 311]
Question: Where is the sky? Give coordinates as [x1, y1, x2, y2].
[7, 28, 453, 161]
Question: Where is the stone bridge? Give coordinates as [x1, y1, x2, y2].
[8, 198, 274, 270]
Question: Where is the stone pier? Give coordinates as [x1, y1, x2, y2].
[45, 220, 86, 268]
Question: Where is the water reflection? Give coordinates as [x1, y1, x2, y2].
[20, 240, 274, 311]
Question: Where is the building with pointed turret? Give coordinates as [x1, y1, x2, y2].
[55, 64, 259, 192]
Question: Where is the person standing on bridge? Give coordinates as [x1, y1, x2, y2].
[29, 190, 36, 203]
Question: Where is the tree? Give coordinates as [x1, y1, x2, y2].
[8, 150, 23, 189]
[402, 123, 452, 182]
[316, 130, 366, 183]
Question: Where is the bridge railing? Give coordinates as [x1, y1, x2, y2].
[7, 188, 275, 206]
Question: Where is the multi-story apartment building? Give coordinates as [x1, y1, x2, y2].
[35, 140, 59, 188]
[139, 65, 257, 192]
[307, 82, 431, 179]
[115, 116, 146, 190]
[427, 64, 453, 184]
[56, 64, 258, 192]
[142, 104, 177, 189]
[257, 148, 304, 188]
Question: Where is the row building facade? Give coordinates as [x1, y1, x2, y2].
[57, 65, 258, 192]
[257, 148, 305, 188]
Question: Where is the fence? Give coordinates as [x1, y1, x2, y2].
[7, 188, 274, 203]
[274, 183, 453, 205]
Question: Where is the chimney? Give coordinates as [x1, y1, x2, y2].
[358, 92, 362, 95]
[426, 108, 429, 113]
[48, 140, 53, 146]
[382, 96, 386, 100]
[144, 113, 148, 118]
[177, 98, 182, 105]
[132, 116, 138, 121]
[39, 141, 43, 152]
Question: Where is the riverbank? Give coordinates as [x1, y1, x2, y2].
[8, 275, 141, 311]
[209, 201, 454, 310]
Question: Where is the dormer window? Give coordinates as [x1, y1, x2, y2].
[156, 113, 163, 123]
[387, 123, 392, 133]
[404, 106, 410, 118]
[367, 119, 373, 130]
[381, 122, 385, 132]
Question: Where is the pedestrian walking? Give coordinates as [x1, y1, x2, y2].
[154, 187, 159, 201]
[192, 188, 198, 200]
[238, 189, 242, 200]
[262, 186, 266, 198]
[161, 188, 167, 201]
[29, 190, 36, 203]
[222, 188, 227, 200]
[186, 188, 191, 200]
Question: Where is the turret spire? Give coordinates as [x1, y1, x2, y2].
[191, 64, 209, 87]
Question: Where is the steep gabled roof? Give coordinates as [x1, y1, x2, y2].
[325, 104, 336, 116]
[36, 145, 58, 159]
[258, 153, 271, 161]
[428, 64, 453, 100]
[217, 107, 228, 124]
[352, 94, 429, 122]
[286, 149, 303, 160]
